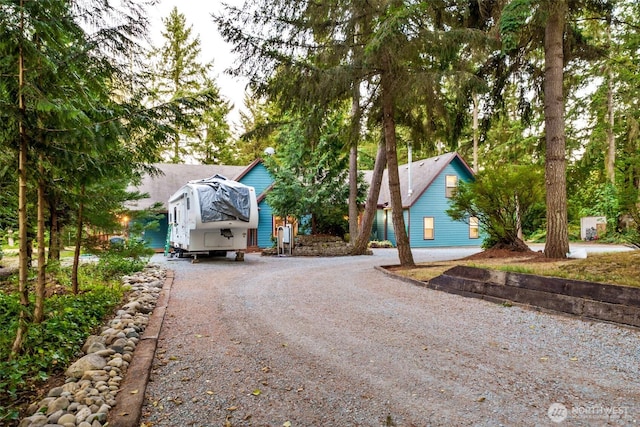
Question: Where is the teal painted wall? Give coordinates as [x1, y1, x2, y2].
[257, 199, 274, 248]
[238, 163, 273, 195]
[383, 210, 409, 247]
[135, 215, 168, 251]
[372, 210, 383, 241]
[407, 160, 479, 247]
[238, 162, 275, 248]
[380, 158, 480, 248]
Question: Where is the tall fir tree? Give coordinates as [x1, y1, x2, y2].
[150, 7, 230, 163]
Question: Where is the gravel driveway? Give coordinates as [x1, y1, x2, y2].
[141, 248, 639, 426]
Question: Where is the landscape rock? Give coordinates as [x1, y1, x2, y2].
[82, 336, 106, 354]
[18, 413, 47, 427]
[45, 396, 69, 414]
[85, 341, 107, 354]
[18, 264, 167, 427]
[65, 354, 106, 379]
[57, 413, 76, 425]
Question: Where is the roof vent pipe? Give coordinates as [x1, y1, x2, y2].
[408, 144, 413, 197]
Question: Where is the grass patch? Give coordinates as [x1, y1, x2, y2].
[395, 250, 640, 288]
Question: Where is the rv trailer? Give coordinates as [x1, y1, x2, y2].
[167, 175, 258, 261]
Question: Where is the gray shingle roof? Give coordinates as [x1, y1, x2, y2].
[129, 152, 471, 212]
[364, 152, 467, 208]
[127, 163, 246, 211]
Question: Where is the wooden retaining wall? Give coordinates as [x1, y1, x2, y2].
[426, 266, 640, 327]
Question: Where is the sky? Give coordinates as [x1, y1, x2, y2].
[146, 0, 248, 126]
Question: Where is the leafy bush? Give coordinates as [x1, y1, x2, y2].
[87, 253, 148, 281]
[447, 164, 545, 250]
[105, 236, 154, 260]
[82, 235, 153, 281]
[0, 283, 124, 421]
[0, 244, 145, 421]
[624, 229, 640, 248]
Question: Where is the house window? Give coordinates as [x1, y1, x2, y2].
[469, 216, 479, 239]
[445, 175, 458, 198]
[423, 217, 434, 240]
[187, 197, 190, 210]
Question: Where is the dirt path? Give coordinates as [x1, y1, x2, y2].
[141, 250, 639, 426]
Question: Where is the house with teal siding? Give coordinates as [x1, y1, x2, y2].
[128, 152, 478, 251]
[233, 160, 276, 248]
[367, 152, 480, 248]
[128, 160, 275, 251]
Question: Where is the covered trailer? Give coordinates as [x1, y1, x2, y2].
[168, 175, 258, 261]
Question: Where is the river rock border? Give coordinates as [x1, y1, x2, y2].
[18, 264, 173, 427]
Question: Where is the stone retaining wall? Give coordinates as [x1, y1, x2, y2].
[262, 235, 372, 257]
[428, 266, 640, 327]
[293, 235, 354, 256]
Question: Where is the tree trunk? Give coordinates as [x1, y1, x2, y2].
[12, 0, 29, 356]
[48, 206, 61, 261]
[543, 1, 569, 259]
[71, 185, 85, 294]
[348, 83, 361, 242]
[381, 54, 414, 267]
[351, 138, 386, 255]
[606, 69, 615, 184]
[34, 160, 47, 324]
[472, 92, 479, 173]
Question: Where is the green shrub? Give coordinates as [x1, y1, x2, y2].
[0, 282, 124, 422]
[447, 164, 545, 250]
[0, 243, 146, 422]
[82, 235, 153, 281]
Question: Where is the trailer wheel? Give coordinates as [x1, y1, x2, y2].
[235, 251, 245, 262]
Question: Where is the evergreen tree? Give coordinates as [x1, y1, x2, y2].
[236, 94, 280, 164]
[216, 0, 501, 266]
[150, 7, 230, 163]
[265, 107, 367, 237]
[499, 0, 614, 258]
[0, 0, 213, 354]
